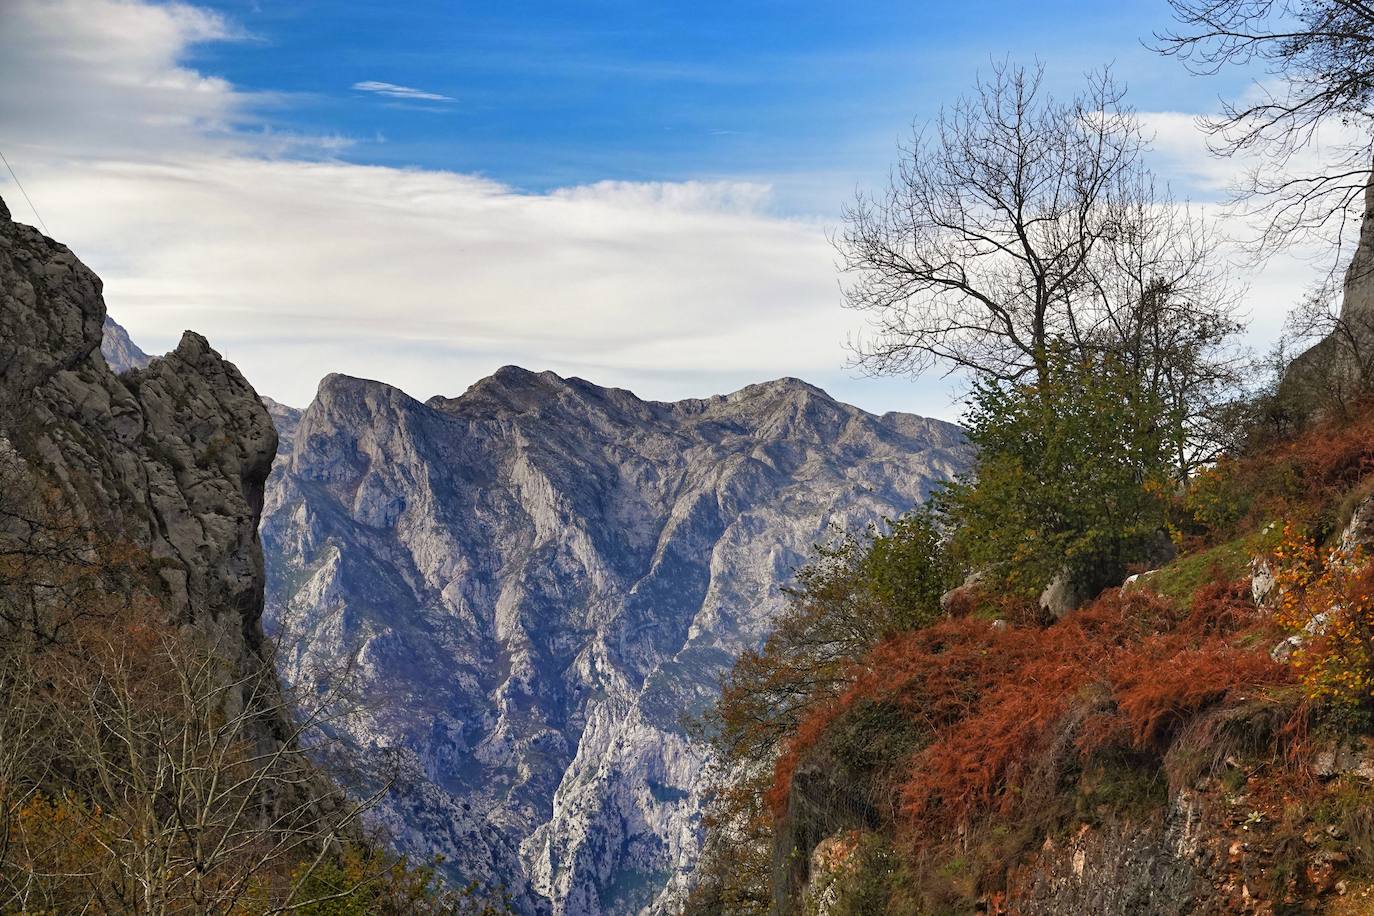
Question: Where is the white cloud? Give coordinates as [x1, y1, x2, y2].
[0, 0, 896, 412]
[26, 158, 848, 409]
[0, 0, 1352, 419]
[0, 0, 266, 162]
[352, 81, 454, 102]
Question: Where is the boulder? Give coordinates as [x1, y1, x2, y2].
[1341, 491, 1374, 555]
[1251, 558, 1278, 608]
[1040, 568, 1098, 619]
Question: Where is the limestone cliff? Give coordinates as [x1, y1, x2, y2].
[1284, 178, 1374, 405]
[0, 192, 278, 702]
[261, 366, 972, 914]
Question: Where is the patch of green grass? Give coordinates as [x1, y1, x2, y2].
[1129, 533, 1262, 602]
[1074, 757, 1168, 825]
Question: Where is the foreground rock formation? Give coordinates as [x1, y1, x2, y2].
[261, 367, 971, 913]
[1283, 179, 1374, 406]
[0, 192, 279, 733]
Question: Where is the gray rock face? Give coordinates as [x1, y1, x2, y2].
[1008, 792, 1210, 914]
[0, 192, 278, 695]
[1341, 490, 1374, 555]
[101, 314, 152, 373]
[262, 395, 302, 455]
[1341, 179, 1374, 324]
[1284, 179, 1374, 402]
[261, 366, 971, 914]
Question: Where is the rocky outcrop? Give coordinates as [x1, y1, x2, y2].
[772, 760, 885, 913]
[261, 366, 971, 914]
[0, 192, 277, 698]
[1042, 533, 1176, 619]
[1007, 794, 1209, 914]
[1284, 178, 1374, 406]
[1340, 178, 1374, 323]
[1341, 489, 1374, 555]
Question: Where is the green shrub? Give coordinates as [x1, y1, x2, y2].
[939, 350, 1175, 597]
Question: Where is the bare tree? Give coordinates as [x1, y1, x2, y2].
[1083, 189, 1248, 477]
[839, 62, 1243, 475]
[0, 605, 398, 915]
[1156, 0, 1374, 253]
[839, 63, 1146, 385]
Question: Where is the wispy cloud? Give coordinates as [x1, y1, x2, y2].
[352, 80, 453, 102]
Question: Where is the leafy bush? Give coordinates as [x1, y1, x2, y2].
[939, 350, 1175, 597]
[1182, 458, 1252, 539]
[1272, 523, 1374, 711]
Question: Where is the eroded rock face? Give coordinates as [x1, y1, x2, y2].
[1341, 491, 1374, 555]
[1340, 179, 1374, 324]
[1007, 792, 1208, 915]
[0, 193, 277, 693]
[261, 367, 972, 914]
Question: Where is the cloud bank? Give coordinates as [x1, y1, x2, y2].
[0, 0, 1335, 416]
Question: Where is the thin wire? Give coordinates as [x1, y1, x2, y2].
[0, 147, 51, 237]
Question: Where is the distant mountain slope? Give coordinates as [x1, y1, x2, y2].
[260, 366, 972, 914]
[100, 315, 152, 372]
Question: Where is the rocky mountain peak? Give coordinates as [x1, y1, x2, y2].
[438, 364, 564, 412]
[314, 371, 421, 412]
[101, 315, 152, 373]
[726, 375, 828, 403]
[262, 361, 973, 914]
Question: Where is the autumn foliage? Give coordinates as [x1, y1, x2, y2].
[692, 384, 1374, 915]
[1184, 402, 1374, 545]
[770, 582, 1294, 836]
[1272, 521, 1374, 706]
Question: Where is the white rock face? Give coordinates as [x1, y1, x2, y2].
[261, 366, 972, 914]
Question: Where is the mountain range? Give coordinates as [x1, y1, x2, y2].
[252, 365, 971, 913]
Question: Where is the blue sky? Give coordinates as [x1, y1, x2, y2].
[0, 0, 1311, 418]
[189, 0, 1243, 208]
